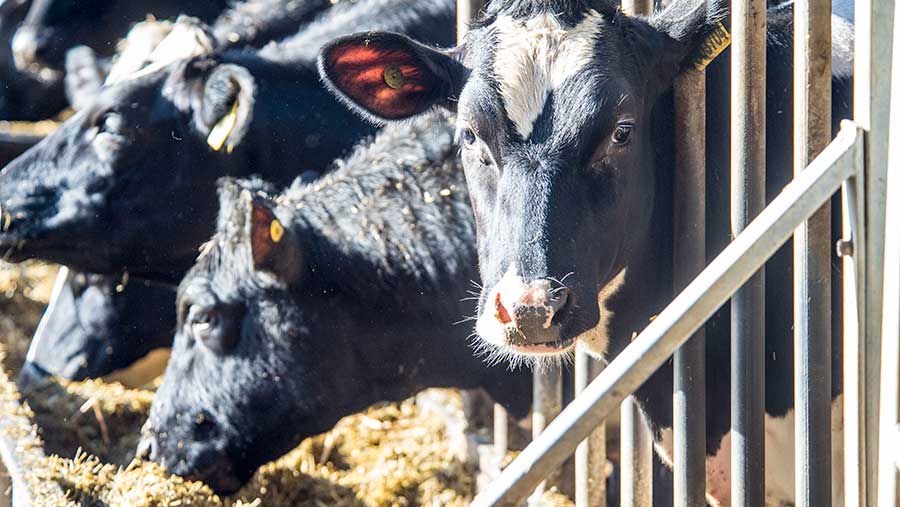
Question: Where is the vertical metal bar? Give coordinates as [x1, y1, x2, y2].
[621, 397, 653, 507]
[852, 0, 895, 502]
[877, 10, 900, 505]
[673, 66, 707, 507]
[843, 171, 868, 507]
[456, 0, 482, 44]
[494, 404, 509, 458]
[730, 0, 767, 504]
[793, 0, 833, 505]
[576, 350, 606, 507]
[620, 0, 654, 16]
[533, 367, 563, 499]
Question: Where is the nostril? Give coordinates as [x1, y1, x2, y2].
[0, 203, 10, 233]
[494, 293, 512, 325]
[550, 288, 573, 326]
[136, 434, 158, 461]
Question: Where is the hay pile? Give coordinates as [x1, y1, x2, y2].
[0, 261, 58, 375]
[0, 261, 575, 507]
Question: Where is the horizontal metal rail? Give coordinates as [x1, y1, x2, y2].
[470, 122, 864, 507]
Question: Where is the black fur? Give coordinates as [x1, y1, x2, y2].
[144, 112, 532, 493]
[8, 0, 455, 383]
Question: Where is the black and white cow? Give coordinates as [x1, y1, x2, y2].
[318, 0, 854, 504]
[138, 112, 533, 494]
[3, 0, 456, 385]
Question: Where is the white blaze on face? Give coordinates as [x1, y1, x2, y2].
[492, 10, 602, 139]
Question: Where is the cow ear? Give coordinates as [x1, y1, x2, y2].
[247, 196, 304, 283]
[647, 0, 730, 78]
[200, 64, 256, 153]
[318, 32, 466, 123]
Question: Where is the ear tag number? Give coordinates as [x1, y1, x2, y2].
[207, 100, 239, 152]
[383, 65, 405, 89]
[269, 219, 284, 243]
[694, 22, 731, 71]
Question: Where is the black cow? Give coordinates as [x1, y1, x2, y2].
[138, 112, 532, 494]
[4, 0, 455, 386]
[10, 0, 228, 75]
[212, 0, 333, 50]
[319, 0, 853, 504]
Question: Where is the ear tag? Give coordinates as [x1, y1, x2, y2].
[269, 219, 284, 243]
[207, 100, 239, 152]
[694, 22, 731, 71]
[383, 65, 405, 89]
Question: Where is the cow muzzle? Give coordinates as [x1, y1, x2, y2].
[476, 268, 575, 355]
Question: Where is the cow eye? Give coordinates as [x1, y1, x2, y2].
[460, 128, 476, 146]
[612, 123, 633, 145]
[187, 305, 241, 354]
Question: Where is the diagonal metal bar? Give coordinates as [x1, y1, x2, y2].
[470, 122, 863, 507]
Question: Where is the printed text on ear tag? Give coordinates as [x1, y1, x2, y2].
[694, 22, 731, 71]
[383, 65, 405, 89]
[269, 219, 284, 243]
[207, 100, 239, 152]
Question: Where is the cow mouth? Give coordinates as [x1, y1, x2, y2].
[183, 456, 247, 495]
[507, 337, 577, 355]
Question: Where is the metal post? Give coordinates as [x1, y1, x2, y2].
[673, 66, 707, 507]
[620, 0, 654, 16]
[621, 397, 653, 507]
[793, 0, 832, 505]
[456, 0, 483, 44]
[575, 350, 606, 507]
[877, 7, 900, 505]
[470, 124, 863, 507]
[533, 366, 563, 499]
[731, 0, 767, 504]
[853, 0, 895, 503]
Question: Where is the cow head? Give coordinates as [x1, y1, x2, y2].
[0, 56, 262, 279]
[138, 181, 343, 493]
[319, 0, 726, 361]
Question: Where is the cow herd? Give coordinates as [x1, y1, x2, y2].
[0, 0, 858, 504]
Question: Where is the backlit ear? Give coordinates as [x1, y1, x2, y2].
[318, 32, 465, 123]
[199, 64, 256, 153]
[247, 197, 303, 283]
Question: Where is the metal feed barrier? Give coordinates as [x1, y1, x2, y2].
[457, 0, 900, 505]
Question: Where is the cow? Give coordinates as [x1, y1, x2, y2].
[137, 112, 533, 494]
[4, 0, 456, 387]
[9, 0, 228, 76]
[317, 0, 854, 504]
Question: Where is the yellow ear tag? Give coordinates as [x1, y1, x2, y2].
[383, 65, 405, 89]
[269, 219, 284, 243]
[207, 100, 239, 152]
[694, 22, 731, 71]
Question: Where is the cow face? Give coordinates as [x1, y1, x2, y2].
[320, 0, 725, 361]
[139, 184, 346, 494]
[0, 57, 260, 279]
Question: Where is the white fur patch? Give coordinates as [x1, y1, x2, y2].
[492, 11, 601, 139]
[578, 268, 626, 359]
[105, 19, 175, 85]
[107, 17, 215, 85]
[655, 396, 845, 506]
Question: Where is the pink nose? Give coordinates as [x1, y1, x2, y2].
[494, 279, 571, 345]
